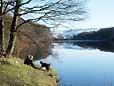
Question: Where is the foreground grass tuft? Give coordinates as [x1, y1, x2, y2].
[0, 57, 58, 86]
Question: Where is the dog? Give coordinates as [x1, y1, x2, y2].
[40, 61, 50, 71]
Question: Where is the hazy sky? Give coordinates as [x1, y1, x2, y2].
[28, 0, 114, 31]
[74, 0, 114, 29]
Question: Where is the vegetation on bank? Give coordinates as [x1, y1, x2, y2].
[3, 16, 53, 59]
[72, 27, 114, 41]
[0, 57, 58, 86]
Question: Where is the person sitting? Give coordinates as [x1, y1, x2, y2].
[40, 61, 50, 71]
[24, 55, 37, 69]
[0, 50, 6, 57]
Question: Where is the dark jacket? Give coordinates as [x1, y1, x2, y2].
[24, 57, 36, 68]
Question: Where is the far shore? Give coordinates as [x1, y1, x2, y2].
[54, 39, 106, 43]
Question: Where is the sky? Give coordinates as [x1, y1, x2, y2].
[54, 0, 114, 31]
[25, 0, 114, 31]
[73, 0, 114, 29]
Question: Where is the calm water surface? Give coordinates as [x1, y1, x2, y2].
[35, 42, 114, 86]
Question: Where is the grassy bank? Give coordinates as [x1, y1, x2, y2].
[0, 57, 58, 86]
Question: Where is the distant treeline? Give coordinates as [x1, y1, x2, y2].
[72, 27, 114, 41]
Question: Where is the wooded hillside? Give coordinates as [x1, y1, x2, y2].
[3, 15, 53, 59]
[72, 27, 114, 41]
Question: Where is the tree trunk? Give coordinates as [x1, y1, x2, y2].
[6, 31, 17, 55]
[6, 0, 20, 56]
[0, 0, 5, 51]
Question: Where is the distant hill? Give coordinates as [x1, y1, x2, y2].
[72, 27, 114, 41]
[53, 28, 99, 39]
[3, 16, 53, 59]
[63, 28, 99, 39]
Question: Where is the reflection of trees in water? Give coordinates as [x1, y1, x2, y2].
[54, 40, 114, 52]
[73, 41, 114, 52]
[51, 41, 114, 63]
[51, 50, 59, 60]
[47, 44, 63, 63]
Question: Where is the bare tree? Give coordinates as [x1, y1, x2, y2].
[17, 0, 87, 27]
[0, 0, 87, 56]
[0, 0, 5, 51]
[0, 0, 15, 54]
[6, 0, 21, 55]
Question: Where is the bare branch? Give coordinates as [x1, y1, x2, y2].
[16, 11, 50, 30]
[19, 0, 61, 16]
[4, 0, 87, 27]
[4, 0, 32, 14]
[20, 0, 32, 6]
[3, 0, 15, 14]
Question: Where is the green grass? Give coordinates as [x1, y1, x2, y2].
[0, 57, 58, 86]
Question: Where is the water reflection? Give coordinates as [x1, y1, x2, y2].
[74, 41, 114, 52]
[56, 41, 114, 52]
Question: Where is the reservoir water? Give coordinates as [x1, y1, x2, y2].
[35, 41, 114, 86]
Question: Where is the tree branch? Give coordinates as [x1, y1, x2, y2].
[20, 0, 32, 6]
[16, 11, 50, 30]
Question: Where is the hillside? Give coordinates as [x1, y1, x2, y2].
[72, 27, 114, 41]
[0, 57, 58, 86]
[3, 16, 53, 59]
